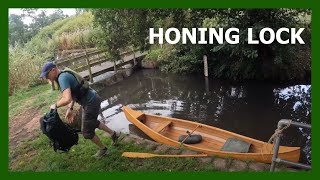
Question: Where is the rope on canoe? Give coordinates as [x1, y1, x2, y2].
[260, 120, 292, 161]
[268, 119, 292, 144]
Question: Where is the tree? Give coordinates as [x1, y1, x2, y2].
[76, 8, 87, 15]
[205, 9, 311, 81]
[49, 9, 66, 23]
[92, 8, 310, 81]
[15, 9, 68, 44]
[9, 14, 27, 45]
[92, 9, 153, 59]
[21, 8, 37, 19]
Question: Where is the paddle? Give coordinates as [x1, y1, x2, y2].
[180, 125, 202, 145]
[122, 152, 208, 158]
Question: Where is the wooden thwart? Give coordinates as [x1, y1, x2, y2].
[154, 121, 172, 133]
[122, 152, 208, 158]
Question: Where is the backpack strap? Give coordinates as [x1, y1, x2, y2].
[56, 69, 89, 103]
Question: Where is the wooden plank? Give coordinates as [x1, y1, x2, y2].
[89, 54, 109, 63]
[55, 49, 108, 66]
[75, 58, 108, 72]
[74, 54, 109, 72]
[56, 48, 136, 65]
[81, 52, 147, 79]
[53, 50, 148, 80]
[90, 57, 110, 67]
[58, 48, 97, 54]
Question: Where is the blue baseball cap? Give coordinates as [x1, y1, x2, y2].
[40, 62, 57, 78]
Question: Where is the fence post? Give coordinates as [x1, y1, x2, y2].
[133, 51, 137, 65]
[84, 49, 93, 83]
[113, 60, 117, 73]
[203, 55, 208, 77]
[205, 77, 209, 93]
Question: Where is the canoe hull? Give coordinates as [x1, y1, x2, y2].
[123, 106, 300, 163]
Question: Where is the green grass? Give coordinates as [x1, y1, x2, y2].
[7, 84, 219, 172]
[9, 84, 60, 118]
[9, 131, 216, 172]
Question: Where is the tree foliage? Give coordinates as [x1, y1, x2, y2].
[92, 9, 153, 59]
[93, 8, 311, 81]
[9, 14, 27, 46]
[205, 9, 311, 81]
[9, 9, 67, 46]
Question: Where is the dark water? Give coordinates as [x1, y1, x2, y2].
[98, 69, 311, 165]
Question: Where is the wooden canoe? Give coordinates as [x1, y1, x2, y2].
[123, 106, 300, 163]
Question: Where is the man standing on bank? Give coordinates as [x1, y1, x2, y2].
[40, 61, 120, 158]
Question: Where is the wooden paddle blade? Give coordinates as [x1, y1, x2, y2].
[122, 152, 208, 158]
[122, 152, 156, 158]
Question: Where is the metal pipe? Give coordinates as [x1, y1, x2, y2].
[276, 158, 312, 170]
[270, 135, 281, 171]
[278, 119, 311, 129]
[270, 119, 311, 172]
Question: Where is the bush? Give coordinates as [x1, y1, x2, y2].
[144, 48, 163, 61]
[157, 46, 203, 74]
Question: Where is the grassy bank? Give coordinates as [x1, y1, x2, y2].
[9, 84, 59, 119]
[9, 131, 216, 172]
[9, 84, 61, 119]
[9, 85, 215, 172]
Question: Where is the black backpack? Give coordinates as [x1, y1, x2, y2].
[40, 109, 79, 152]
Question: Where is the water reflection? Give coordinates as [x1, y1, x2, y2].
[98, 69, 311, 164]
[273, 85, 311, 164]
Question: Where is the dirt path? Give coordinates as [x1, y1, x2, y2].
[9, 108, 42, 152]
[9, 106, 82, 153]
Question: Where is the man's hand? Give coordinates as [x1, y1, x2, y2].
[50, 104, 57, 110]
[65, 108, 74, 124]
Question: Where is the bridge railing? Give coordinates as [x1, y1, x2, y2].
[54, 48, 145, 82]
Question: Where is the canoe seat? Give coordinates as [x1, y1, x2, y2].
[154, 121, 172, 133]
[220, 138, 251, 153]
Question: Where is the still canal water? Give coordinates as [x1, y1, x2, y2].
[98, 69, 311, 165]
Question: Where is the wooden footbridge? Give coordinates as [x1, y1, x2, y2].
[54, 49, 147, 83]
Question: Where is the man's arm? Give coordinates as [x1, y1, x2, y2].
[55, 88, 73, 108]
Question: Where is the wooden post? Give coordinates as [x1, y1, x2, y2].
[97, 51, 101, 60]
[203, 55, 208, 77]
[113, 60, 117, 73]
[133, 51, 137, 65]
[205, 77, 209, 93]
[84, 49, 93, 83]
